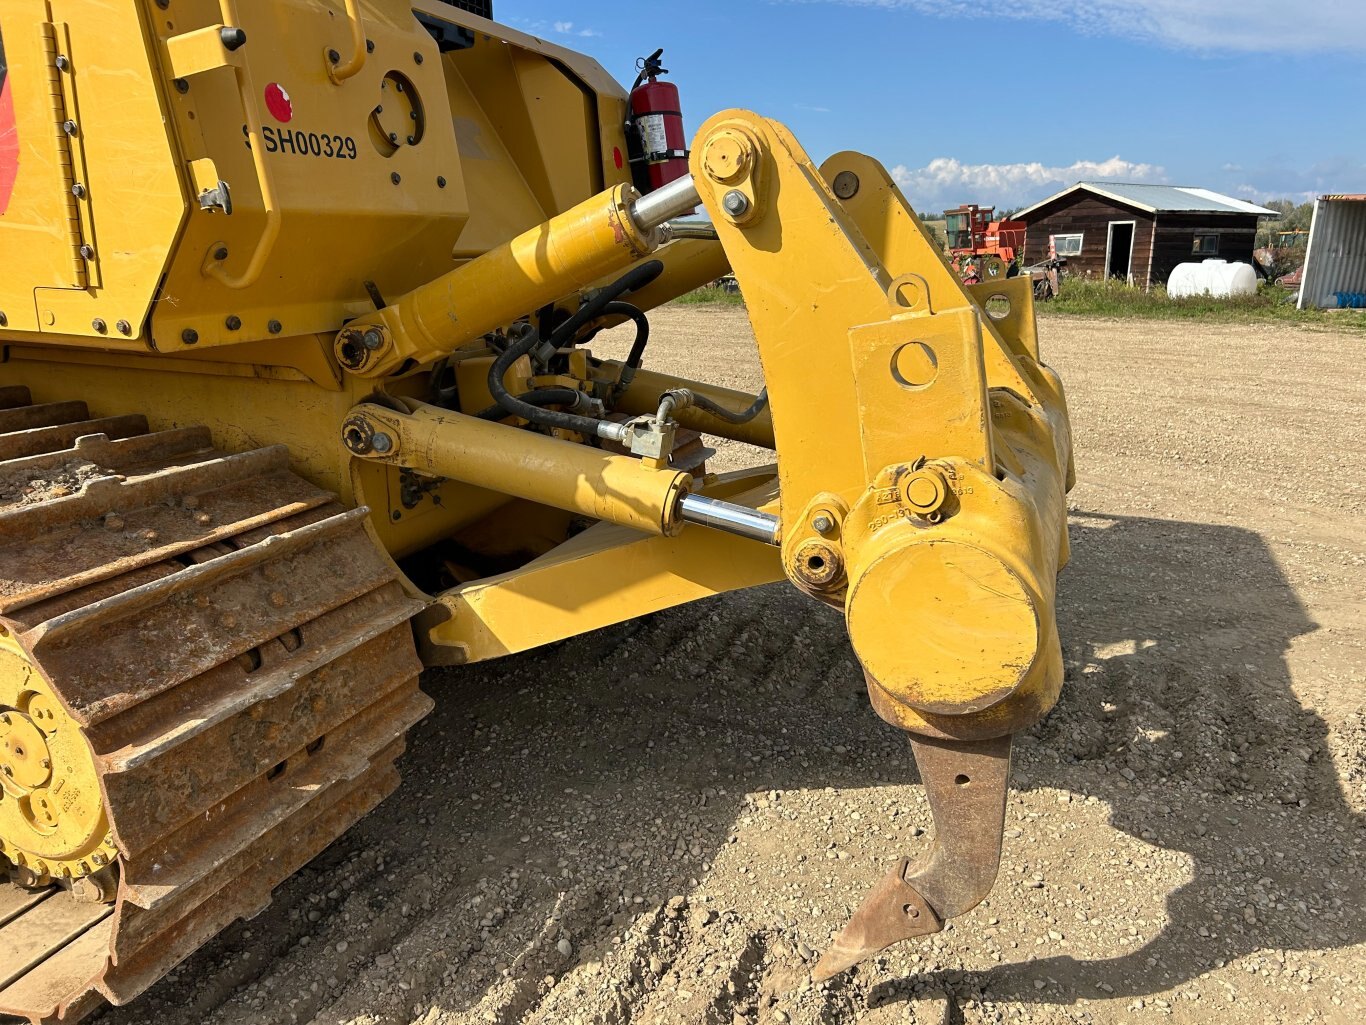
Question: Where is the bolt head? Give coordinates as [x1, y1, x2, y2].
[91, 318, 107, 333]
[371, 433, 393, 454]
[722, 190, 750, 217]
[268, 319, 283, 334]
[328, 48, 341, 63]
[812, 514, 835, 535]
[225, 315, 242, 331]
[362, 328, 384, 350]
[79, 243, 94, 259]
[181, 328, 199, 344]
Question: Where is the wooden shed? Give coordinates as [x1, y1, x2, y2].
[1014, 183, 1275, 288]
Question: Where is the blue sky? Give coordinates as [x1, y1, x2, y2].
[501, 0, 1365, 212]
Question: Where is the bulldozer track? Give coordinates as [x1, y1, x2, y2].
[0, 388, 431, 1024]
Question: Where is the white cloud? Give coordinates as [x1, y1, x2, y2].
[552, 20, 601, 37]
[790, 0, 1366, 53]
[795, 102, 832, 113]
[890, 155, 1166, 210]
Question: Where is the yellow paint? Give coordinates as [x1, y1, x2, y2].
[0, 635, 117, 882]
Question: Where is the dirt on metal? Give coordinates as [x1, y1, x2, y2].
[9, 311, 1366, 1025]
[0, 392, 430, 1022]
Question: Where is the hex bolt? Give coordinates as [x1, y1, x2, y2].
[366, 39, 375, 53]
[722, 190, 750, 217]
[62, 119, 77, 136]
[268, 319, 283, 334]
[71, 182, 86, 199]
[391, 172, 401, 185]
[406, 135, 416, 145]
[55, 54, 70, 71]
[174, 78, 190, 94]
[79, 243, 94, 259]
[389, 132, 399, 144]
[225, 315, 242, 331]
[436, 175, 447, 188]
[91, 318, 107, 333]
[371, 432, 393, 454]
[116, 319, 132, 335]
[182, 328, 198, 344]
[413, 51, 424, 64]
[328, 48, 341, 64]
[812, 514, 835, 535]
[213, 246, 229, 261]
[362, 328, 384, 350]
[0, 312, 7, 326]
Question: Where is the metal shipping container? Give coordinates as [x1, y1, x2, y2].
[1298, 194, 1366, 309]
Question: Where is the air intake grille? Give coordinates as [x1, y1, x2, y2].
[435, 0, 493, 18]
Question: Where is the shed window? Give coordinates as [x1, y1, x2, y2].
[1192, 233, 1220, 255]
[1052, 233, 1083, 256]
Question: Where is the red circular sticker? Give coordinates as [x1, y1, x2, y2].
[263, 82, 293, 123]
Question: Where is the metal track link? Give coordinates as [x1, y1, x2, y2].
[0, 389, 431, 1024]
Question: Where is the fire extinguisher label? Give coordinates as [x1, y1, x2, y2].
[638, 114, 668, 160]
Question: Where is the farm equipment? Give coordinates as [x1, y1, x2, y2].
[944, 203, 1027, 283]
[0, 1, 1073, 1019]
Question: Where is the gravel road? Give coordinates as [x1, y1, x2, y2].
[100, 308, 1366, 1025]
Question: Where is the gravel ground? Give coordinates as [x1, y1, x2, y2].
[100, 309, 1366, 1025]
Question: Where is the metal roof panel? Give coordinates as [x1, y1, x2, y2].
[1015, 182, 1277, 219]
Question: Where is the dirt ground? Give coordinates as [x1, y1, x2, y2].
[100, 309, 1365, 1025]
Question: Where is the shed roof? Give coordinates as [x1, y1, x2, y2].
[1015, 182, 1276, 220]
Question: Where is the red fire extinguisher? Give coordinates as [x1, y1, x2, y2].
[626, 49, 690, 195]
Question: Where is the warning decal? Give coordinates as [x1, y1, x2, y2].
[0, 19, 16, 216]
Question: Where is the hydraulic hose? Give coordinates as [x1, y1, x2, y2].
[474, 387, 591, 421]
[486, 261, 664, 439]
[657, 387, 769, 425]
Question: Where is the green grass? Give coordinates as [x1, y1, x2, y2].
[1042, 278, 1366, 334]
[669, 276, 1366, 335]
[672, 285, 746, 307]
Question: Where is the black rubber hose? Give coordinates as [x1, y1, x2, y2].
[485, 262, 664, 435]
[609, 302, 651, 369]
[548, 261, 663, 350]
[664, 387, 769, 425]
[474, 387, 584, 421]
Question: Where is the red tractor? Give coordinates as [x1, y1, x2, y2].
[943, 204, 1027, 283]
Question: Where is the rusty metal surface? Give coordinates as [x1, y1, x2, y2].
[0, 394, 431, 1024]
[814, 733, 1012, 981]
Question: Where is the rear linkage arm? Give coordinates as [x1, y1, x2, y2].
[687, 112, 1074, 978]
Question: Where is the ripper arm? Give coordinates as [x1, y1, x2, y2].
[686, 113, 1073, 975]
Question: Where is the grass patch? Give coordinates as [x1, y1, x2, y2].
[672, 285, 745, 307]
[1042, 278, 1366, 334]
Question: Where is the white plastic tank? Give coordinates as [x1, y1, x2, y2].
[1167, 259, 1258, 299]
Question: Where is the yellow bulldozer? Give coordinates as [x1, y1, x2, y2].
[0, 2, 1074, 1019]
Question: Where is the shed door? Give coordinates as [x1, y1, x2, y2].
[1107, 221, 1135, 282]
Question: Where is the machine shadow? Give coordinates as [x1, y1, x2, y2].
[93, 509, 1360, 1023]
[868, 508, 1365, 1009]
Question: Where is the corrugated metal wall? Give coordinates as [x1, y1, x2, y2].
[1298, 198, 1366, 309]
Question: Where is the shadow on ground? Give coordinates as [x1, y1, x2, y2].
[95, 510, 1365, 1024]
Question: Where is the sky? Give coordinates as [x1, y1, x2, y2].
[499, 0, 1365, 212]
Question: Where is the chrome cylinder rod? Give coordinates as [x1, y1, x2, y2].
[629, 175, 702, 232]
[678, 493, 781, 545]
